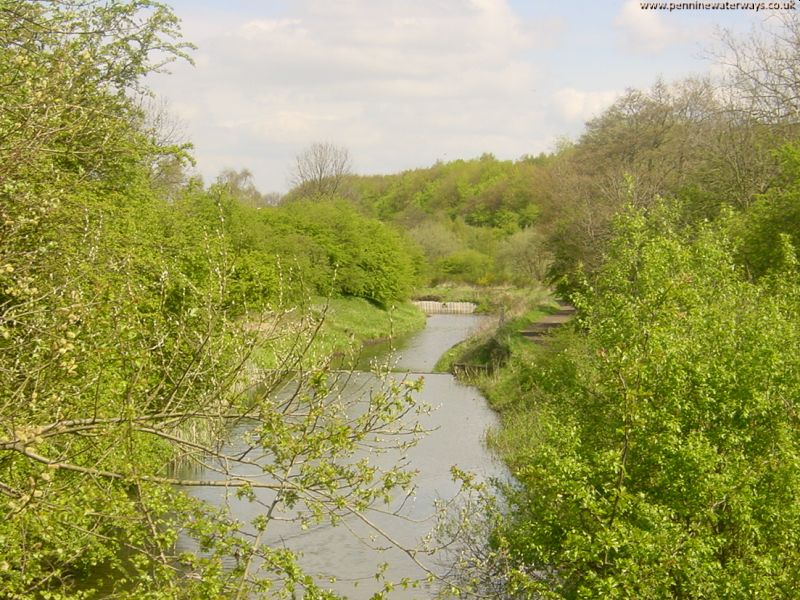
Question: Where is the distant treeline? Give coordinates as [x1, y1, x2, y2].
[284, 153, 553, 287]
[274, 76, 799, 294]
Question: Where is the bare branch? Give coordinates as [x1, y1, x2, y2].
[289, 142, 352, 197]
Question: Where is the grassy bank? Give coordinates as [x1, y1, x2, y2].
[311, 297, 425, 355]
[431, 286, 555, 374]
[252, 297, 426, 369]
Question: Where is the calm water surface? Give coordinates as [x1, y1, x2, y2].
[181, 314, 504, 598]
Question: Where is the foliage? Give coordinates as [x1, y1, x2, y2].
[494, 228, 552, 286]
[434, 249, 494, 286]
[433, 299, 552, 376]
[169, 187, 422, 311]
[252, 296, 426, 370]
[0, 2, 432, 598]
[7, 2, 800, 597]
[477, 204, 800, 598]
[332, 153, 553, 288]
[0, 0, 193, 196]
[263, 199, 421, 306]
[734, 142, 800, 279]
[537, 77, 789, 285]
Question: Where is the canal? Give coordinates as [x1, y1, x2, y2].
[180, 313, 504, 598]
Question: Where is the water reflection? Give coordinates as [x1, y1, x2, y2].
[179, 314, 503, 598]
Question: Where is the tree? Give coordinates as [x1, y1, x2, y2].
[716, 12, 800, 123]
[0, 0, 192, 186]
[495, 228, 551, 285]
[734, 141, 800, 278]
[408, 221, 463, 263]
[273, 199, 419, 305]
[289, 142, 352, 197]
[536, 80, 717, 280]
[537, 75, 786, 285]
[140, 96, 196, 200]
[0, 2, 431, 597]
[215, 167, 270, 207]
[470, 204, 800, 598]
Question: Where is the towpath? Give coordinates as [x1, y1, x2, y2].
[520, 302, 576, 339]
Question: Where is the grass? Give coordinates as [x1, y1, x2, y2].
[248, 284, 559, 376]
[430, 285, 559, 374]
[250, 297, 426, 369]
[311, 297, 425, 353]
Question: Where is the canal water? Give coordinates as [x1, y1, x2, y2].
[180, 314, 504, 598]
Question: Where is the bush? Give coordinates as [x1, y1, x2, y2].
[487, 204, 800, 598]
[434, 249, 494, 285]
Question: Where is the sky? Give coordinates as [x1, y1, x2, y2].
[146, 0, 785, 194]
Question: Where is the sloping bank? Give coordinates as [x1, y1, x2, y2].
[431, 294, 575, 459]
[433, 295, 561, 380]
[251, 296, 426, 370]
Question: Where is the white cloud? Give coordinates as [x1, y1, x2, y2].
[141, 0, 769, 191]
[240, 18, 306, 39]
[614, 0, 681, 52]
[553, 88, 620, 123]
[148, 0, 559, 191]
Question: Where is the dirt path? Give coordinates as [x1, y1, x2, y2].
[520, 302, 576, 339]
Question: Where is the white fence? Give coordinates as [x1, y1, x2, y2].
[413, 300, 478, 315]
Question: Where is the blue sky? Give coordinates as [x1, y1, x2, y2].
[147, 1, 779, 193]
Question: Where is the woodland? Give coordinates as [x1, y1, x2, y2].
[2, 1, 800, 598]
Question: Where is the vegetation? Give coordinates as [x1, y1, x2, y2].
[319, 154, 553, 287]
[253, 296, 425, 369]
[432, 290, 553, 374]
[465, 204, 800, 598]
[0, 2, 426, 598]
[172, 186, 422, 311]
[289, 142, 352, 198]
[438, 16, 800, 600]
[5, 0, 800, 598]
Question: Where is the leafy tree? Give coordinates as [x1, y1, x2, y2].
[274, 200, 419, 305]
[537, 75, 788, 285]
[0, 0, 191, 185]
[0, 2, 431, 598]
[734, 142, 800, 279]
[434, 249, 494, 286]
[495, 228, 552, 286]
[214, 168, 275, 208]
[473, 204, 800, 598]
[408, 220, 463, 263]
